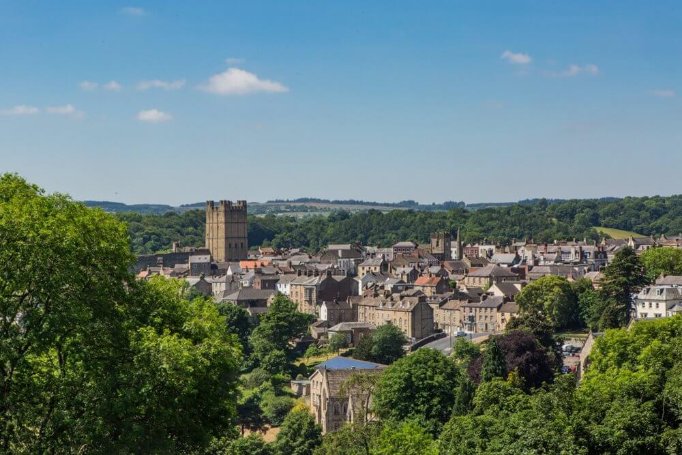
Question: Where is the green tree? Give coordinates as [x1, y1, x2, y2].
[597, 246, 650, 329]
[261, 393, 295, 426]
[373, 349, 459, 432]
[438, 414, 498, 455]
[352, 324, 407, 365]
[250, 295, 314, 369]
[237, 392, 266, 435]
[226, 434, 273, 455]
[481, 338, 507, 382]
[274, 409, 322, 455]
[218, 302, 256, 352]
[572, 278, 602, 329]
[0, 175, 242, 453]
[370, 419, 437, 455]
[452, 376, 476, 416]
[640, 247, 682, 281]
[316, 422, 381, 455]
[451, 337, 481, 366]
[118, 281, 243, 451]
[329, 333, 349, 352]
[516, 275, 580, 329]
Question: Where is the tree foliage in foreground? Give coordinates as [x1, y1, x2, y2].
[274, 408, 322, 455]
[373, 349, 459, 433]
[640, 247, 682, 281]
[0, 174, 242, 453]
[352, 324, 407, 365]
[596, 246, 650, 329]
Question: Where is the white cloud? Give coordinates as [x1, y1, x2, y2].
[549, 64, 600, 78]
[199, 68, 288, 95]
[137, 79, 186, 91]
[46, 104, 84, 119]
[137, 109, 172, 123]
[120, 6, 145, 16]
[651, 89, 676, 98]
[80, 80, 123, 91]
[501, 50, 531, 64]
[0, 105, 40, 116]
[103, 81, 122, 91]
[80, 80, 98, 91]
[225, 57, 245, 65]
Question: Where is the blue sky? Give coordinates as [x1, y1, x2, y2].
[1, 1, 681, 204]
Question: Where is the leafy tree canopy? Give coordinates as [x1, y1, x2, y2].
[373, 349, 459, 432]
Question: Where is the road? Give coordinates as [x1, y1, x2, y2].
[421, 332, 490, 354]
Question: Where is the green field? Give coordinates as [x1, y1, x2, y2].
[595, 226, 645, 239]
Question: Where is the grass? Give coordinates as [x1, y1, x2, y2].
[296, 348, 351, 367]
[595, 226, 645, 239]
[555, 331, 589, 340]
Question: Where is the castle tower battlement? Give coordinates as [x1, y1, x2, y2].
[205, 200, 248, 262]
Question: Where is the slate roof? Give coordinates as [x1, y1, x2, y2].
[328, 322, 376, 331]
[490, 253, 518, 265]
[491, 282, 522, 298]
[499, 302, 520, 314]
[467, 264, 518, 278]
[656, 275, 682, 286]
[223, 288, 276, 301]
[360, 257, 385, 267]
[462, 295, 505, 309]
[315, 356, 385, 371]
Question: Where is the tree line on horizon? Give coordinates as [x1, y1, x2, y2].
[118, 194, 682, 254]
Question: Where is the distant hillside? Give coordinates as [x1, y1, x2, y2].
[84, 201, 177, 215]
[595, 227, 645, 239]
[85, 198, 516, 216]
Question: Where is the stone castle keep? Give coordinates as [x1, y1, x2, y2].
[205, 200, 248, 262]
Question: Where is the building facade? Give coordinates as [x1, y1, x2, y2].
[205, 200, 248, 262]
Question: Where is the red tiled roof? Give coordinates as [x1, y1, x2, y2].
[414, 276, 442, 286]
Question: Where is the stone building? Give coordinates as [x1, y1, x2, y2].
[354, 293, 434, 341]
[205, 200, 248, 262]
[309, 357, 385, 434]
[433, 299, 465, 335]
[635, 285, 682, 319]
[320, 299, 357, 326]
[430, 232, 452, 261]
[461, 295, 506, 333]
[358, 257, 388, 278]
[464, 264, 519, 288]
[392, 241, 417, 257]
[289, 271, 355, 316]
[413, 274, 450, 296]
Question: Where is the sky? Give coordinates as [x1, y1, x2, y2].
[1, 1, 681, 205]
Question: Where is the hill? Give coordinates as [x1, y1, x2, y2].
[594, 226, 645, 239]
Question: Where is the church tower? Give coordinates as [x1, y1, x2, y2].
[205, 200, 248, 262]
[430, 231, 452, 261]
